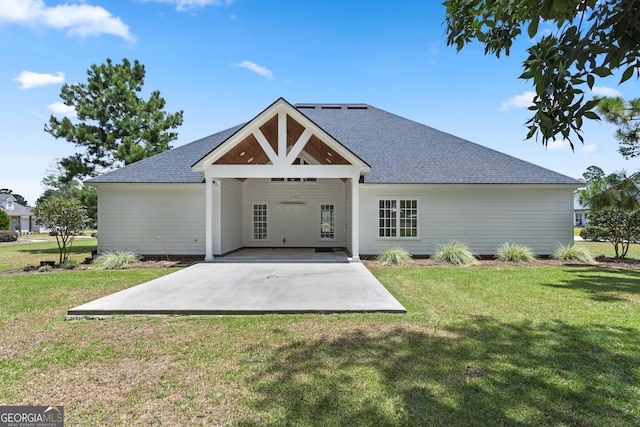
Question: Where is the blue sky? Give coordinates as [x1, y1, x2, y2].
[1, 0, 638, 205]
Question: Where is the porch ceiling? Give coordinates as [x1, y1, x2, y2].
[214, 134, 270, 165]
[214, 113, 350, 166]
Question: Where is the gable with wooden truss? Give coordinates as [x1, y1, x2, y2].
[192, 98, 370, 179]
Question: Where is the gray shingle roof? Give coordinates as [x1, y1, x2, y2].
[0, 194, 33, 216]
[87, 103, 582, 185]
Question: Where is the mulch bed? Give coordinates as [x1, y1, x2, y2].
[362, 256, 640, 269]
[3, 257, 639, 276]
[0, 260, 187, 276]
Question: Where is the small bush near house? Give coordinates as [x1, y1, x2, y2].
[552, 243, 596, 264]
[432, 240, 478, 266]
[38, 264, 52, 272]
[0, 210, 10, 230]
[376, 247, 412, 266]
[91, 250, 141, 270]
[496, 242, 536, 262]
[579, 226, 609, 242]
[60, 260, 79, 270]
[0, 230, 19, 242]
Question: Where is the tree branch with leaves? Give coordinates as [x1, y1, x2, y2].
[597, 97, 640, 158]
[444, 0, 640, 148]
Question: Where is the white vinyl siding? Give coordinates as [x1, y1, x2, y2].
[360, 184, 574, 256]
[96, 184, 205, 255]
[242, 178, 346, 247]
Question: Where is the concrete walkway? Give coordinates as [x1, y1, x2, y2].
[68, 263, 406, 317]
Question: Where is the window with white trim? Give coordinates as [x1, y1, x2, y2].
[320, 204, 334, 239]
[378, 199, 418, 238]
[253, 204, 267, 240]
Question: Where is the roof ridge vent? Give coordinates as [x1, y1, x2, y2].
[296, 104, 317, 109]
[347, 104, 368, 110]
[320, 105, 343, 110]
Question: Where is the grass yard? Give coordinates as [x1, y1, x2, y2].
[0, 236, 97, 272]
[0, 241, 639, 426]
[576, 240, 640, 259]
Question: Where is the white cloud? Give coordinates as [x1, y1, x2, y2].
[499, 91, 535, 111]
[47, 102, 76, 117]
[15, 70, 64, 89]
[591, 86, 622, 97]
[547, 139, 571, 151]
[234, 60, 274, 80]
[0, 0, 133, 41]
[149, 0, 233, 12]
[581, 144, 597, 153]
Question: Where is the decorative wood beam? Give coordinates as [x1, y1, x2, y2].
[278, 112, 287, 159]
[285, 128, 313, 164]
[253, 129, 279, 165]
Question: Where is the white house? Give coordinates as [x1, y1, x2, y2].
[574, 190, 590, 226]
[87, 98, 582, 260]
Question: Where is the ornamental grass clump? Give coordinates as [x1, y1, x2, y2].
[376, 247, 412, 266]
[551, 243, 596, 264]
[432, 241, 478, 266]
[91, 250, 141, 270]
[496, 242, 536, 262]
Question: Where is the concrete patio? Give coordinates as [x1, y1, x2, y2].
[67, 261, 406, 317]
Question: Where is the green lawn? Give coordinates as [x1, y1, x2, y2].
[577, 240, 640, 259]
[0, 247, 638, 426]
[0, 237, 97, 271]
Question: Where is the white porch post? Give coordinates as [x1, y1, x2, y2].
[204, 172, 214, 262]
[350, 175, 360, 262]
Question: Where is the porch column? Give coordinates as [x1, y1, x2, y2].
[350, 175, 360, 262]
[204, 173, 214, 262]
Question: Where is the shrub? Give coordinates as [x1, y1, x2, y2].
[432, 241, 478, 266]
[91, 250, 141, 270]
[60, 260, 79, 270]
[0, 210, 10, 230]
[376, 247, 412, 266]
[0, 230, 19, 242]
[586, 207, 640, 259]
[552, 243, 596, 264]
[580, 226, 608, 242]
[496, 242, 536, 262]
[39, 264, 52, 272]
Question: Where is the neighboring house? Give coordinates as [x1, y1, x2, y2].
[574, 190, 590, 226]
[87, 98, 583, 260]
[0, 194, 36, 233]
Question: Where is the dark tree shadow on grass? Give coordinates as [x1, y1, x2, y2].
[236, 318, 640, 426]
[543, 267, 640, 302]
[17, 245, 93, 256]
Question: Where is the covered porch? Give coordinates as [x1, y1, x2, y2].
[192, 98, 370, 262]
